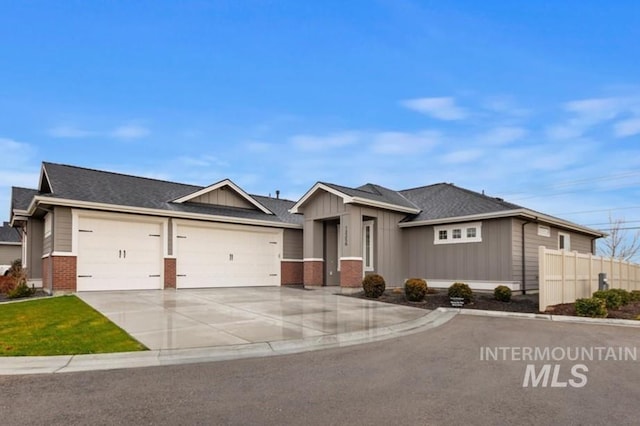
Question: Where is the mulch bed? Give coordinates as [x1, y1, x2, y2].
[0, 289, 50, 303]
[545, 300, 640, 320]
[352, 289, 540, 313]
[352, 288, 640, 320]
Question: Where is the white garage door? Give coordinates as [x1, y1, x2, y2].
[176, 223, 281, 288]
[77, 216, 163, 291]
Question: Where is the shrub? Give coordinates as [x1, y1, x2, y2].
[609, 288, 631, 306]
[7, 282, 35, 299]
[448, 282, 473, 302]
[593, 289, 622, 310]
[404, 278, 428, 302]
[575, 297, 608, 318]
[362, 274, 385, 298]
[0, 275, 15, 294]
[631, 290, 640, 302]
[494, 285, 512, 302]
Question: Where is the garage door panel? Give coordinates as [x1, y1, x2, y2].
[77, 217, 163, 291]
[176, 224, 280, 289]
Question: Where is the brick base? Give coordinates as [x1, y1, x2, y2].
[164, 258, 176, 289]
[340, 259, 363, 288]
[281, 261, 303, 285]
[51, 256, 77, 292]
[303, 260, 324, 287]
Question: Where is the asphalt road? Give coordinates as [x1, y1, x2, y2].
[2, 316, 639, 425]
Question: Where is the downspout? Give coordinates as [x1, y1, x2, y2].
[521, 220, 531, 295]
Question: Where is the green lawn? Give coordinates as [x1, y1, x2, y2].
[0, 296, 147, 356]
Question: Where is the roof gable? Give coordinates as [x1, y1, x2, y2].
[172, 179, 273, 214]
[290, 182, 420, 214]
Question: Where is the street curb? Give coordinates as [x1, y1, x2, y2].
[0, 309, 458, 376]
[437, 307, 640, 327]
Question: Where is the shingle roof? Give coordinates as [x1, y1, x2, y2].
[400, 183, 523, 222]
[0, 222, 20, 243]
[321, 182, 419, 211]
[11, 187, 39, 211]
[30, 163, 302, 225]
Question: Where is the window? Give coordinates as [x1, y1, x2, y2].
[44, 213, 52, 238]
[434, 222, 482, 244]
[558, 232, 570, 251]
[538, 225, 551, 237]
[363, 220, 374, 271]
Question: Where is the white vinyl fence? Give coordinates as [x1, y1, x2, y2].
[538, 246, 640, 311]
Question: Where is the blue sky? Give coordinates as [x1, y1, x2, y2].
[1, 1, 640, 245]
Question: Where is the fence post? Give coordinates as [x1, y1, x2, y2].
[538, 246, 546, 311]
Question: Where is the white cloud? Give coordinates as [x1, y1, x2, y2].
[48, 125, 95, 138]
[614, 117, 640, 137]
[290, 131, 360, 151]
[178, 155, 228, 168]
[547, 96, 628, 140]
[478, 126, 527, 145]
[110, 124, 150, 140]
[401, 97, 467, 120]
[371, 131, 440, 154]
[440, 149, 484, 164]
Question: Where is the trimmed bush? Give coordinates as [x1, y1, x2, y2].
[631, 290, 640, 302]
[362, 274, 386, 298]
[405, 278, 428, 302]
[609, 288, 631, 306]
[7, 282, 35, 299]
[593, 289, 623, 310]
[448, 282, 473, 302]
[494, 285, 512, 302]
[575, 297, 608, 318]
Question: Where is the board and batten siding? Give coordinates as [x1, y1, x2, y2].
[190, 188, 254, 209]
[28, 218, 44, 278]
[403, 218, 513, 283]
[511, 219, 596, 291]
[283, 229, 303, 259]
[302, 191, 347, 259]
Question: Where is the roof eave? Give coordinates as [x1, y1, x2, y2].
[27, 196, 302, 229]
[398, 208, 604, 237]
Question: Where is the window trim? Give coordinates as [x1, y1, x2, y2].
[363, 220, 374, 271]
[558, 232, 571, 251]
[434, 222, 482, 245]
[44, 212, 52, 238]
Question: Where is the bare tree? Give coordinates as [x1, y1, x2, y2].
[598, 214, 640, 261]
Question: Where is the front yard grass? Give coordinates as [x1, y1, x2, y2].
[0, 296, 147, 356]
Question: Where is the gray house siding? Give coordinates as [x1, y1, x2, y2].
[0, 244, 21, 265]
[27, 219, 44, 279]
[190, 187, 254, 209]
[403, 218, 514, 284]
[53, 207, 73, 252]
[512, 219, 597, 291]
[283, 229, 303, 259]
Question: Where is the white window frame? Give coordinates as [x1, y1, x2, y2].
[558, 232, 571, 251]
[434, 222, 482, 245]
[44, 213, 52, 238]
[538, 225, 551, 237]
[363, 220, 374, 271]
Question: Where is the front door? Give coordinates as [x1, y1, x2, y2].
[324, 220, 340, 286]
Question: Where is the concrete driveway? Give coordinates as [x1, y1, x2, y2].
[77, 287, 428, 350]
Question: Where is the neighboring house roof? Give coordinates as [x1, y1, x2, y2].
[0, 222, 20, 244]
[16, 162, 303, 227]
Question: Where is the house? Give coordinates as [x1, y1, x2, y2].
[0, 221, 21, 275]
[9, 162, 604, 294]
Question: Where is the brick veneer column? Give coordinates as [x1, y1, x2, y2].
[340, 259, 363, 288]
[303, 260, 324, 287]
[42, 256, 51, 292]
[164, 258, 176, 289]
[51, 256, 77, 292]
[281, 261, 303, 285]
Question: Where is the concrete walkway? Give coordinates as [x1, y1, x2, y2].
[0, 287, 453, 375]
